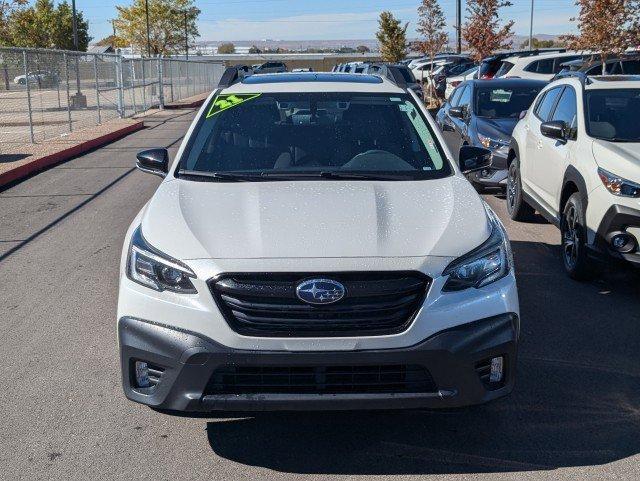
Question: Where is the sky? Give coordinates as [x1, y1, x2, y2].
[77, 0, 579, 43]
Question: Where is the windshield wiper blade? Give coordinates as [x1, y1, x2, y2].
[178, 170, 265, 181]
[317, 171, 409, 180]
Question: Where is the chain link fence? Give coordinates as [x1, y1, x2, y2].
[0, 47, 224, 144]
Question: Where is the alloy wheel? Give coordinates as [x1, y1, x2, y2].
[562, 204, 579, 268]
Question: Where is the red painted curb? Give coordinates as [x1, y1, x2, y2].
[0, 121, 144, 188]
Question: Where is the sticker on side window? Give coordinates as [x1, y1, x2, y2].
[490, 89, 512, 103]
[206, 93, 261, 118]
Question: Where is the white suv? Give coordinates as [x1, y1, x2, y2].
[496, 52, 588, 81]
[507, 75, 640, 278]
[118, 69, 519, 414]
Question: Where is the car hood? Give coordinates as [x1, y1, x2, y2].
[592, 139, 640, 181]
[475, 117, 518, 143]
[140, 176, 491, 260]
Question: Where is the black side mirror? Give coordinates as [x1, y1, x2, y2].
[449, 106, 465, 119]
[459, 145, 492, 173]
[136, 149, 169, 178]
[540, 121, 567, 141]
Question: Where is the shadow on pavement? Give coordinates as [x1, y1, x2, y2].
[205, 240, 640, 475]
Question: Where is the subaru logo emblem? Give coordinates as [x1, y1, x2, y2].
[296, 279, 345, 305]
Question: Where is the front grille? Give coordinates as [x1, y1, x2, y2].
[209, 272, 430, 337]
[206, 364, 437, 395]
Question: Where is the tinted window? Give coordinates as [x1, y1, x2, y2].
[495, 61, 515, 77]
[397, 67, 416, 83]
[535, 87, 562, 120]
[181, 93, 451, 179]
[585, 89, 640, 142]
[475, 85, 543, 119]
[458, 85, 472, 107]
[551, 87, 578, 132]
[525, 58, 554, 74]
[622, 60, 640, 74]
[553, 56, 582, 73]
[449, 85, 466, 106]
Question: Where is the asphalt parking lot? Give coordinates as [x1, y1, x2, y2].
[1, 108, 639, 481]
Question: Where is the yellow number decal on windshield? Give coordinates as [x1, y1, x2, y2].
[206, 93, 261, 118]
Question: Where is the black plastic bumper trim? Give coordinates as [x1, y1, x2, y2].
[118, 313, 519, 413]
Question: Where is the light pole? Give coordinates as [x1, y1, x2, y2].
[145, 0, 151, 57]
[528, 0, 535, 50]
[455, 0, 462, 54]
[184, 10, 189, 60]
[70, 0, 86, 107]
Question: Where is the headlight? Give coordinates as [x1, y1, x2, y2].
[477, 133, 509, 150]
[597, 168, 640, 198]
[442, 205, 513, 291]
[127, 226, 197, 293]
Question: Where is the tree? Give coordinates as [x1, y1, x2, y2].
[519, 38, 556, 49]
[248, 45, 261, 54]
[462, 0, 514, 62]
[114, 0, 199, 56]
[356, 45, 370, 54]
[376, 11, 408, 63]
[562, 0, 637, 73]
[5, 0, 90, 50]
[0, 0, 27, 45]
[217, 42, 235, 54]
[415, 0, 448, 102]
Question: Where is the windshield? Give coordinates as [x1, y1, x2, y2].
[180, 92, 451, 181]
[475, 86, 542, 118]
[586, 89, 640, 142]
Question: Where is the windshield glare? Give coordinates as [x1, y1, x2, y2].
[475, 86, 542, 119]
[586, 89, 640, 142]
[181, 92, 451, 180]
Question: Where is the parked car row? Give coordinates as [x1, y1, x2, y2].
[436, 68, 640, 278]
[332, 61, 423, 97]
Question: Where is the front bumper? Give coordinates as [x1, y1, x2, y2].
[468, 150, 509, 187]
[119, 313, 519, 413]
[593, 204, 640, 266]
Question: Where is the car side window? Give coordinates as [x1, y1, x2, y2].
[450, 85, 466, 107]
[525, 58, 554, 74]
[551, 87, 578, 137]
[458, 86, 472, 109]
[622, 60, 640, 74]
[534, 87, 562, 121]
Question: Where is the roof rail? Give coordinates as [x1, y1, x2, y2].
[551, 70, 592, 85]
[218, 65, 251, 88]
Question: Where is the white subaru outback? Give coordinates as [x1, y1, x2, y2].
[507, 75, 640, 278]
[117, 69, 519, 414]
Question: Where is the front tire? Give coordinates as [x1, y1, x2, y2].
[506, 158, 535, 221]
[561, 193, 594, 280]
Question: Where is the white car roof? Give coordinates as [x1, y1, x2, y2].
[503, 51, 589, 64]
[221, 72, 406, 94]
[549, 75, 640, 91]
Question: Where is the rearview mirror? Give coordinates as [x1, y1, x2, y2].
[540, 121, 567, 141]
[459, 145, 492, 174]
[136, 149, 169, 178]
[449, 106, 465, 119]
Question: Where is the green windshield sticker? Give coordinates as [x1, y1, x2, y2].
[206, 93, 261, 118]
[490, 89, 512, 103]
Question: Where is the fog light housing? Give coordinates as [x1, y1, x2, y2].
[490, 356, 504, 383]
[608, 232, 637, 253]
[134, 361, 151, 388]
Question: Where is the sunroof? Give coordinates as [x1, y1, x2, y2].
[242, 73, 383, 84]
